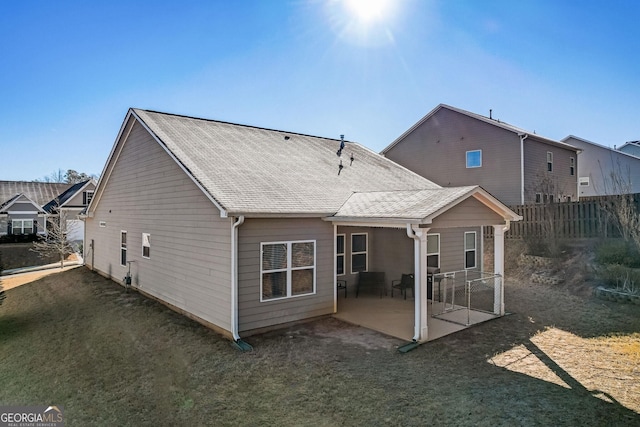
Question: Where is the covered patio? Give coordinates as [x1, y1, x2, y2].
[327, 186, 521, 343]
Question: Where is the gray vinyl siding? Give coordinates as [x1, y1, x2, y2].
[343, 225, 485, 294]
[85, 120, 233, 332]
[565, 137, 640, 197]
[385, 108, 523, 205]
[66, 183, 96, 207]
[237, 218, 334, 332]
[523, 139, 578, 202]
[429, 197, 505, 228]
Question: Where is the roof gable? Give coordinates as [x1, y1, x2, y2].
[43, 179, 96, 212]
[0, 181, 71, 207]
[121, 109, 441, 216]
[0, 193, 44, 213]
[383, 104, 579, 154]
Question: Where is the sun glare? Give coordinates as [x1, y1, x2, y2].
[344, 0, 392, 23]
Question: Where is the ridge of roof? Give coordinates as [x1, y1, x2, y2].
[382, 104, 579, 154]
[128, 108, 441, 216]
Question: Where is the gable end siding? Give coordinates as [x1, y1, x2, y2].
[85, 121, 233, 331]
[385, 108, 522, 205]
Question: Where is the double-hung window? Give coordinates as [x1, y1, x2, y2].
[11, 219, 34, 235]
[427, 233, 440, 268]
[351, 233, 368, 273]
[261, 240, 316, 301]
[142, 233, 151, 259]
[336, 234, 345, 275]
[83, 190, 94, 206]
[464, 232, 477, 269]
[120, 231, 127, 266]
[547, 151, 553, 172]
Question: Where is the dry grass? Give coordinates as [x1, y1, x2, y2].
[1, 265, 639, 426]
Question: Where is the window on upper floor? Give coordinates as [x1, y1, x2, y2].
[466, 150, 482, 168]
[83, 190, 94, 206]
[547, 152, 553, 172]
[579, 177, 590, 187]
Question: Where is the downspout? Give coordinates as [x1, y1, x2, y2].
[406, 224, 421, 342]
[519, 133, 529, 205]
[231, 215, 252, 351]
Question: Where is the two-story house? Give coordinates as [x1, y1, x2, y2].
[382, 104, 580, 206]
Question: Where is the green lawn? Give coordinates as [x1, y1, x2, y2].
[1, 267, 639, 426]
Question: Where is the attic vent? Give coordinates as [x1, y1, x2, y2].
[337, 134, 345, 157]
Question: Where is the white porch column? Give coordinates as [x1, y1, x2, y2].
[410, 226, 429, 343]
[493, 222, 509, 316]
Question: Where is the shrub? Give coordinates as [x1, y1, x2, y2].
[595, 240, 640, 268]
[595, 263, 640, 295]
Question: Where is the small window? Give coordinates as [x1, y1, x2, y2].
[261, 240, 316, 301]
[427, 233, 440, 268]
[547, 151, 553, 172]
[142, 233, 150, 259]
[570, 157, 575, 176]
[120, 231, 127, 266]
[336, 234, 345, 276]
[351, 233, 368, 274]
[83, 190, 94, 205]
[466, 150, 482, 168]
[99, 221, 106, 228]
[580, 177, 590, 186]
[464, 232, 476, 269]
[535, 193, 542, 204]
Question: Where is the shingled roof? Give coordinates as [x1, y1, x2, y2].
[0, 181, 71, 207]
[132, 109, 442, 216]
[91, 108, 518, 223]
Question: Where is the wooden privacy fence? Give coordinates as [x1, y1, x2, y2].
[485, 194, 640, 239]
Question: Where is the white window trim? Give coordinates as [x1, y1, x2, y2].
[464, 231, 477, 269]
[120, 230, 127, 267]
[142, 233, 150, 259]
[466, 149, 482, 168]
[260, 240, 316, 302]
[350, 233, 368, 274]
[336, 233, 345, 276]
[11, 219, 34, 234]
[427, 233, 440, 268]
[579, 177, 590, 186]
[547, 151, 553, 172]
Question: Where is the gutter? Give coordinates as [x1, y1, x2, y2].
[518, 133, 529, 205]
[231, 215, 252, 351]
[406, 224, 421, 342]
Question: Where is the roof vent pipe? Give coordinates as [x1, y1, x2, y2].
[489, 109, 492, 120]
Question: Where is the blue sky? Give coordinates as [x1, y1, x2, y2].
[1, 0, 638, 181]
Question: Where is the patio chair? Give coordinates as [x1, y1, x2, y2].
[391, 273, 414, 300]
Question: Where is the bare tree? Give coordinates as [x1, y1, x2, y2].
[31, 209, 77, 269]
[598, 163, 640, 252]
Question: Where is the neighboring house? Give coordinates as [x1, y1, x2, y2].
[382, 104, 580, 206]
[85, 108, 520, 345]
[0, 181, 69, 239]
[562, 136, 640, 197]
[0, 180, 94, 243]
[43, 179, 96, 242]
[617, 140, 640, 158]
